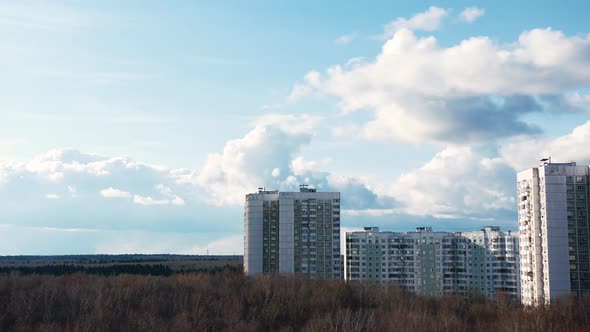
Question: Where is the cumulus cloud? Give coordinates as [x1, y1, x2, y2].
[193, 114, 395, 210]
[0, 148, 190, 210]
[0, 115, 396, 220]
[290, 27, 590, 144]
[288, 71, 322, 102]
[100, 184, 185, 206]
[563, 93, 590, 111]
[193, 114, 318, 205]
[381, 121, 590, 221]
[389, 146, 515, 219]
[357, 95, 541, 144]
[15, 114, 590, 237]
[459, 7, 485, 22]
[382, 6, 448, 38]
[100, 187, 131, 198]
[501, 120, 590, 171]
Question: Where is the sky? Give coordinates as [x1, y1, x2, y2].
[2, 1, 590, 255]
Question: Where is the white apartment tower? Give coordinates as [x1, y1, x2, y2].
[518, 160, 590, 305]
[244, 186, 341, 279]
[346, 226, 519, 299]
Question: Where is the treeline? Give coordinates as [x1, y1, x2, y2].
[0, 264, 173, 276]
[1, 273, 590, 331]
[0, 263, 241, 276]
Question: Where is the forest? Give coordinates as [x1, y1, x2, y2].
[1, 271, 590, 331]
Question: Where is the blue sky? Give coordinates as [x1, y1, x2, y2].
[1, 1, 590, 254]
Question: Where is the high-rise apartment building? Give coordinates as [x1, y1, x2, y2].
[244, 186, 341, 279]
[345, 226, 519, 299]
[517, 161, 590, 305]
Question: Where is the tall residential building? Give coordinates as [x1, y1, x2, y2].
[345, 226, 519, 299]
[517, 161, 590, 305]
[244, 186, 341, 279]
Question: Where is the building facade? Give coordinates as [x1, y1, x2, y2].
[244, 186, 341, 279]
[517, 161, 590, 305]
[345, 226, 519, 299]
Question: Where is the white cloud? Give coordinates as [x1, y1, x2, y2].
[459, 7, 485, 23]
[100, 185, 185, 206]
[291, 156, 328, 176]
[335, 32, 357, 45]
[564, 93, 590, 110]
[290, 27, 590, 144]
[154, 184, 186, 206]
[390, 146, 515, 219]
[170, 196, 185, 206]
[288, 71, 322, 102]
[193, 113, 394, 209]
[382, 6, 448, 38]
[45, 193, 60, 200]
[0, 136, 390, 212]
[100, 187, 131, 198]
[0, 148, 190, 209]
[193, 114, 318, 205]
[393, 122, 590, 219]
[271, 168, 281, 177]
[501, 120, 590, 171]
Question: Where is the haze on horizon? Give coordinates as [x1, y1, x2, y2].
[1, 1, 590, 255]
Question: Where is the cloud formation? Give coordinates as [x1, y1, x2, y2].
[193, 114, 395, 210]
[0, 148, 193, 233]
[4, 119, 590, 247]
[100, 187, 131, 198]
[390, 146, 515, 219]
[382, 6, 448, 38]
[290, 27, 590, 144]
[459, 7, 485, 23]
[501, 120, 590, 171]
[372, 120, 590, 221]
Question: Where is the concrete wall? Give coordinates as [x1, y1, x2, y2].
[244, 196, 264, 275]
